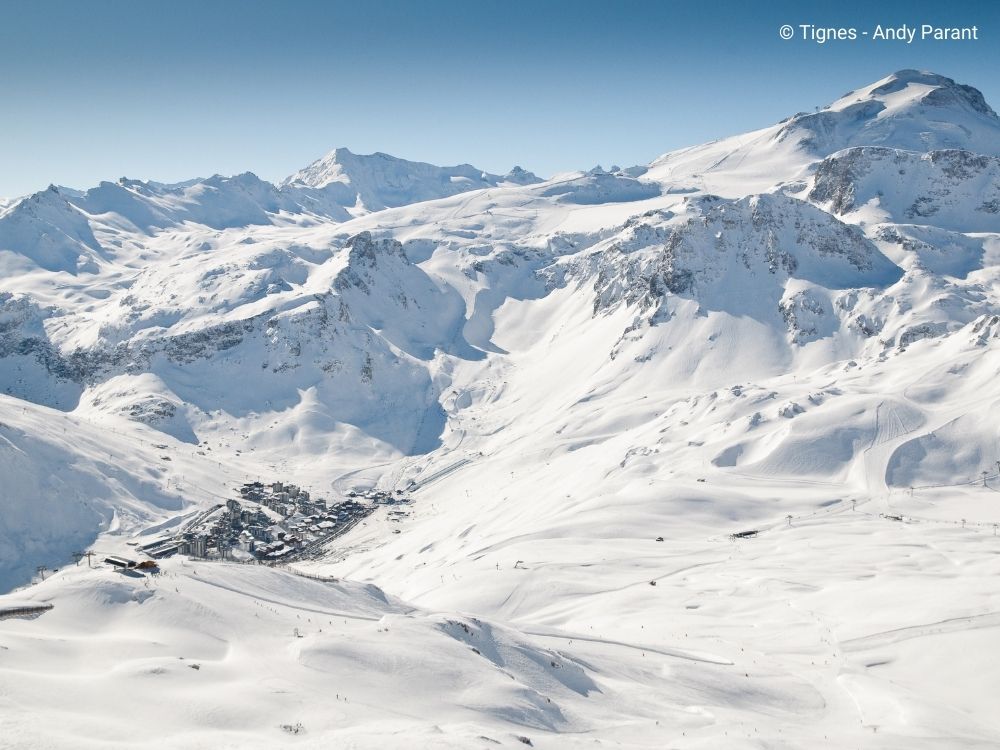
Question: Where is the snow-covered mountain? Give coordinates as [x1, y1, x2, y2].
[0, 151, 539, 275]
[284, 146, 541, 212]
[3, 70, 1000, 748]
[646, 68, 1000, 195]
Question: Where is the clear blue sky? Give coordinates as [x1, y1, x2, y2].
[1, 0, 997, 196]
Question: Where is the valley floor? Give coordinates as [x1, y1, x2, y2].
[2, 477, 999, 749]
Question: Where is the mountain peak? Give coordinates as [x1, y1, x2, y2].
[646, 69, 1000, 197]
[778, 69, 1000, 157]
[833, 69, 998, 119]
[283, 148, 540, 214]
[502, 165, 541, 185]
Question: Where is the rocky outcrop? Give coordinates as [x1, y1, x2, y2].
[809, 148, 1000, 232]
[588, 193, 901, 326]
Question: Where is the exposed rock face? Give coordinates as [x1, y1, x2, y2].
[588, 193, 901, 328]
[334, 232, 408, 294]
[780, 288, 834, 344]
[809, 148, 1000, 232]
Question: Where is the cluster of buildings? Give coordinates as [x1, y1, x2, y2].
[137, 480, 405, 564]
[241, 480, 322, 517]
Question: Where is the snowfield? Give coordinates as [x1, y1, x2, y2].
[2, 69, 1000, 748]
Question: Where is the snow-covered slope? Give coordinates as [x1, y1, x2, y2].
[0, 154, 540, 276]
[3, 69, 1000, 748]
[0, 394, 240, 591]
[284, 146, 541, 213]
[644, 69, 1000, 196]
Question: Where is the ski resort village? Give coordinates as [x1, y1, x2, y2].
[128, 482, 407, 564]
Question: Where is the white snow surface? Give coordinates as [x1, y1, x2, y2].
[2, 69, 1000, 748]
[284, 147, 542, 213]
